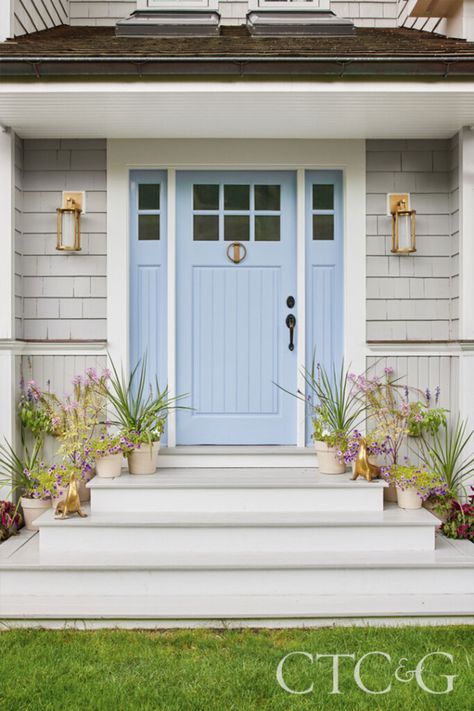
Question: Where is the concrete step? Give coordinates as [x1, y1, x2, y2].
[157, 447, 317, 468]
[2, 593, 473, 625]
[1, 534, 472, 600]
[35, 504, 438, 554]
[88, 468, 386, 513]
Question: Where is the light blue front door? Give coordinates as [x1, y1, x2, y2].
[176, 171, 297, 445]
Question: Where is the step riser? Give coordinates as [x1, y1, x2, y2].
[157, 454, 317, 469]
[90, 488, 384, 513]
[1, 567, 471, 597]
[39, 525, 435, 554]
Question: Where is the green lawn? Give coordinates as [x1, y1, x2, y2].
[0, 627, 473, 711]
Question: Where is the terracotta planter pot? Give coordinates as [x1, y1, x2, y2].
[128, 442, 160, 475]
[396, 486, 422, 510]
[96, 452, 123, 479]
[20, 496, 52, 531]
[314, 440, 346, 475]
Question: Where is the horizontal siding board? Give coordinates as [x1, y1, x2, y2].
[21, 139, 107, 340]
[366, 138, 458, 342]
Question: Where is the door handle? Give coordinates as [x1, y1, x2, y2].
[286, 314, 296, 351]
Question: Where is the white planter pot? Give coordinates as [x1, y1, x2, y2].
[96, 452, 123, 479]
[396, 486, 422, 510]
[20, 496, 52, 531]
[314, 440, 346, 475]
[128, 442, 160, 475]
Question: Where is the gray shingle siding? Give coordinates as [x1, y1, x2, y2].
[68, 0, 401, 28]
[366, 139, 457, 342]
[21, 138, 107, 341]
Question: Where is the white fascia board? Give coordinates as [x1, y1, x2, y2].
[2, 81, 474, 94]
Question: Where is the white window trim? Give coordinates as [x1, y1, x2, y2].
[107, 139, 366, 447]
[137, 0, 219, 10]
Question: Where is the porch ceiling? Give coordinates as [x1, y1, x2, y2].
[1, 81, 474, 139]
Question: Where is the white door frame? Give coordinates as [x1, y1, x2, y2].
[107, 139, 366, 447]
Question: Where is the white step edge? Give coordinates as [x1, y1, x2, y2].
[1, 531, 470, 570]
[34, 504, 437, 529]
[88, 468, 386, 513]
[157, 447, 318, 468]
[35, 504, 438, 554]
[1, 593, 473, 621]
[88, 468, 387, 489]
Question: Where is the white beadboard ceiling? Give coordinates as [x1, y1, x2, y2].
[1, 82, 474, 138]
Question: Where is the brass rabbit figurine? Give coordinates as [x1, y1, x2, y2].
[351, 439, 381, 482]
[55, 474, 88, 520]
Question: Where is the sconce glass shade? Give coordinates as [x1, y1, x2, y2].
[391, 201, 416, 254]
[56, 203, 81, 251]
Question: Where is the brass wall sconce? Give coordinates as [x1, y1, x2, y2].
[56, 192, 85, 252]
[388, 193, 416, 254]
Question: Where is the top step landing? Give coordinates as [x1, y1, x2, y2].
[159, 446, 317, 468]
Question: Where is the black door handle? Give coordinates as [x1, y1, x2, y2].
[286, 314, 296, 351]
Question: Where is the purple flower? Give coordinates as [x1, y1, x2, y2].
[384, 366, 394, 376]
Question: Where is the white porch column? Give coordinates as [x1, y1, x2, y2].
[457, 127, 474, 427]
[0, 127, 16, 497]
[0, 0, 13, 42]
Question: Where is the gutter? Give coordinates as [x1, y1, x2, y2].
[1, 54, 474, 78]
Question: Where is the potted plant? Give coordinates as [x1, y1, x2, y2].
[0, 439, 53, 531]
[382, 464, 448, 510]
[406, 387, 448, 438]
[419, 417, 474, 500]
[104, 357, 185, 475]
[305, 361, 364, 475]
[37, 367, 111, 501]
[436, 488, 473, 542]
[0, 501, 22, 542]
[87, 431, 132, 479]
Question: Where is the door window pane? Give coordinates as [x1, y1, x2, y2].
[313, 184, 334, 210]
[139, 214, 160, 241]
[255, 215, 280, 242]
[224, 215, 250, 242]
[139, 184, 160, 210]
[194, 214, 219, 241]
[255, 185, 280, 211]
[193, 185, 219, 210]
[224, 185, 250, 211]
[313, 214, 334, 241]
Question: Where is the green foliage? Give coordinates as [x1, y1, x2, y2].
[305, 359, 364, 448]
[406, 402, 448, 438]
[0, 438, 42, 499]
[419, 417, 474, 498]
[105, 356, 186, 443]
[384, 464, 448, 500]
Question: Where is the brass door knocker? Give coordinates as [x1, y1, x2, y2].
[226, 242, 247, 264]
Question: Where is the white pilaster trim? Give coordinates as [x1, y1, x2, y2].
[0, 0, 13, 43]
[343, 140, 366, 376]
[296, 169, 306, 447]
[0, 129, 15, 341]
[167, 169, 177, 447]
[458, 127, 474, 341]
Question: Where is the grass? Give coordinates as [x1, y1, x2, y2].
[0, 627, 473, 711]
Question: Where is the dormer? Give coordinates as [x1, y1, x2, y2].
[116, 0, 221, 37]
[247, 0, 355, 36]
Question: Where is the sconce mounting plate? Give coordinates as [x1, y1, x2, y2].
[62, 191, 85, 213]
[387, 193, 410, 215]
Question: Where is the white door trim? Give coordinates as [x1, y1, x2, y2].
[107, 139, 366, 445]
